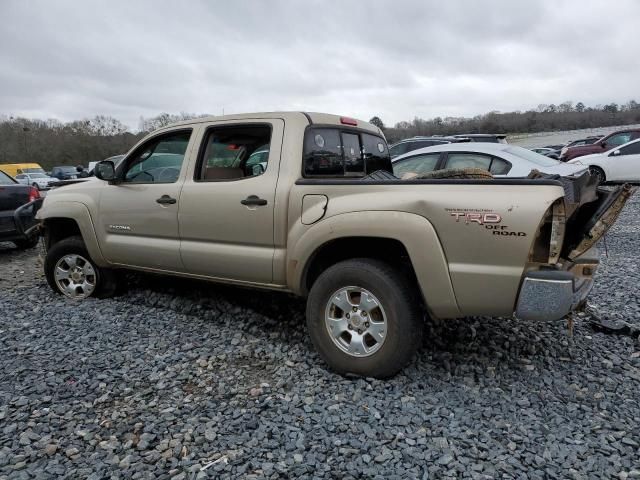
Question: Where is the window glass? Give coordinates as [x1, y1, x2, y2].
[342, 132, 364, 175]
[361, 133, 391, 173]
[607, 133, 633, 146]
[197, 125, 272, 181]
[303, 128, 392, 177]
[0, 171, 16, 185]
[446, 153, 492, 170]
[393, 153, 440, 177]
[618, 141, 640, 155]
[389, 142, 408, 158]
[15, 174, 25, 179]
[490, 157, 511, 175]
[503, 146, 559, 167]
[124, 131, 191, 184]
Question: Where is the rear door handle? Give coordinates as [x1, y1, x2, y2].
[241, 195, 268, 206]
[156, 195, 177, 205]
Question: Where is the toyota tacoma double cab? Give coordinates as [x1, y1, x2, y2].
[36, 112, 633, 378]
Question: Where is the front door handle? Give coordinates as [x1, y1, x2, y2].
[241, 195, 268, 207]
[156, 195, 177, 205]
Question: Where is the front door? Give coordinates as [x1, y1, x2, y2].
[178, 119, 284, 284]
[610, 140, 640, 181]
[97, 129, 196, 271]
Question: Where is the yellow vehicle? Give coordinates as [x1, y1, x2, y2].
[0, 163, 45, 178]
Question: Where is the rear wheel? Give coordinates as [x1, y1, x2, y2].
[306, 258, 423, 379]
[44, 236, 119, 299]
[589, 166, 606, 184]
[32, 182, 40, 190]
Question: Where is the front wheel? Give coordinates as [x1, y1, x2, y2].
[589, 166, 606, 184]
[44, 236, 119, 299]
[306, 258, 423, 379]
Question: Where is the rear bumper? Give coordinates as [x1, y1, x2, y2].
[515, 247, 599, 321]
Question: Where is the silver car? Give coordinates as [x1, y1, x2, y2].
[14, 172, 58, 190]
[392, 143, 587, 178]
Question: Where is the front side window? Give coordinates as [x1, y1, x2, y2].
[393, 153, 440, 177]
[303, 128, 391, 177]
[389, 142, 408, 158]
[196, 125, 272, 181]
[124, 130, 191, 184]
[618, 141, 640, 156]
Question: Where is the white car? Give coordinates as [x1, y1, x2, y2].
[14, 172, 57, 190]
[392, 143, 587, 178]
[567, 138, 640, 183]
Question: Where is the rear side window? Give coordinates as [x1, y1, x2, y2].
[445, 153, 511, 175]
[303, 128, 391, 177]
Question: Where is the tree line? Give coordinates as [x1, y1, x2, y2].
[372, 99, 640, 143]
[1, 100, 640, 170]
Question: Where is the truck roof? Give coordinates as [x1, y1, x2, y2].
[156, 111, 382, 135]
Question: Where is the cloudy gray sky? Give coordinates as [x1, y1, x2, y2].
[1, 0, 638, 130]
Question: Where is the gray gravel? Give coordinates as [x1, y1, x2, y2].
[1, 193, 639, 479]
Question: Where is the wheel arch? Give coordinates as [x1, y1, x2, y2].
[289, 211, 461, 318]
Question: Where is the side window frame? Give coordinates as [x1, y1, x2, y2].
[118, 128, 194, 184]
[193, 123, 274, 183]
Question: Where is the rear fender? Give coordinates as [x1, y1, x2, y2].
[288, 210, 461, 318]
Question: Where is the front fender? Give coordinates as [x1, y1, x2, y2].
[37, 200, 107, 266]
[287, 210, 461, 318]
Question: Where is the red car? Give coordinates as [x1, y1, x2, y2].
[560, 129, 640, 161]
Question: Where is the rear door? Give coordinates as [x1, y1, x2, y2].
[178, 119, 284, 284]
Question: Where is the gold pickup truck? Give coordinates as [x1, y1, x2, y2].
[36, 112, 633, 378]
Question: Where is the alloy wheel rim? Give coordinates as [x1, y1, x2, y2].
[324, 286, 387, 357]
[54, 254, 97, 299]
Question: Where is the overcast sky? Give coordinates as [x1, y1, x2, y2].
[1, 0, 638, 130]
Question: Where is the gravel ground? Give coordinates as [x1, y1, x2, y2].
[0, 193, 639, 479]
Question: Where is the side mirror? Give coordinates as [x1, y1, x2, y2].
[95, 161, 116, 182]
[251, 164, 265, 176]
[600, 142, 607, 149]
[611, 149, 621, 156]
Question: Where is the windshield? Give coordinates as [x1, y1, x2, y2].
[0, 170, 16, 185]
[58, 166, 77, 172]
[504, 146, 560, 167]
[22, 168, 45, 174]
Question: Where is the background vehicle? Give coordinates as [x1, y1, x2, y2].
[389, 136, 470, 158]
[530, 147, 560, 159]
[50, 165, 80, 180]
[560, 129, 640, 162]
[0, 163, 46, 177]
[37, 112, 630, 379]
[15, 172, 57, 190]
[452, 134, 508, 143]
[0, 170, 41, 249]
[559, 136, 603, 157]
[392, 143, 586, 178]
[567, 138, 640, 183]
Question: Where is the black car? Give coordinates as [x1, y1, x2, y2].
[389, 136, 470, 158]
[50, 165, 80, 180]
[0, 170, 42, 249]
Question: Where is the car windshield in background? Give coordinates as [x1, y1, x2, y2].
[22, 168, 45, 174]
[30, 173, 47, 178]
[59, 166, 77, 172]
[0, 170, 16, 185]
[504, 146, 560, 167]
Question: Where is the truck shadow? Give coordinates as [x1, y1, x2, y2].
[121, 271, 579, 378]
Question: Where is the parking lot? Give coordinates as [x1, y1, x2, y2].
[0, 193, 638, 479]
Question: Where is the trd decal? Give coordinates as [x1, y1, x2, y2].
[446, 209, 527, 237]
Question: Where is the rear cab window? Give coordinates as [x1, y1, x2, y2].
[303, 127, 391, 177]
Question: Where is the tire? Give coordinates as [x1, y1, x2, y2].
[44, 236, 119, 299]
[589, 166, 606, 184]
[306, 258, 423, 379]
[14, 236, 39, 250]
[32, 183, 40, 190]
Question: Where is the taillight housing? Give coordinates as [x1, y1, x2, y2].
[28, 186, 40, 203]
[340, 116, 358, 126]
